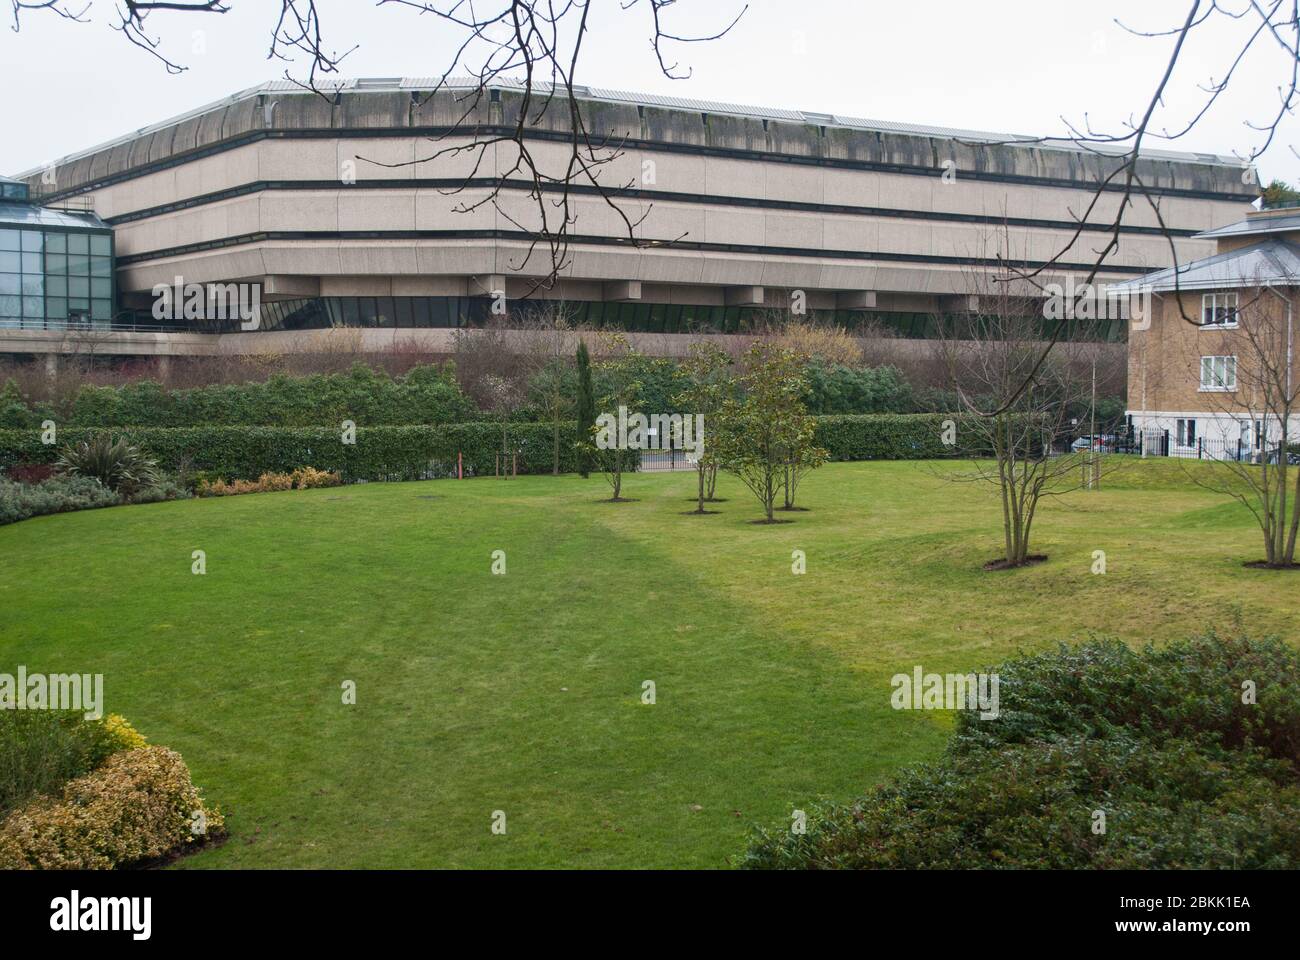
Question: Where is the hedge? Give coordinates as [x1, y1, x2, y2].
[0, 364, 477, 429]
[0, 423, 584, 482]
[0, 414, 1001, 482]
[811, 408, 1013, 457]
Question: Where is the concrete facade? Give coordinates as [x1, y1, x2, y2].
[6, 78, 1259, 358]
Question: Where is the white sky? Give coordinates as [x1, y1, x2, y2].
[2, 0, 1297, 184]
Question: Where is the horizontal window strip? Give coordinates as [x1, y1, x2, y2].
[114, 227, 1146, 275]
[103, 177, 1201, 240]
[35, 126, 1256, 207]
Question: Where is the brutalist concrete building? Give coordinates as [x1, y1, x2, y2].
[2, 78, 1259, 361]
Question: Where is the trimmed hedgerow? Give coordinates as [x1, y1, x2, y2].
[0, 365, 476, 430]
[741, 632, 1300, 870]
[0, 414, 983, 483]
[815, 414, 969, 460]
[0, 745, 225, 870]
[0, 424, 584, 482]
[813, 413, 1044, 461]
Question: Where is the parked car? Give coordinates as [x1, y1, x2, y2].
[1071, 434, 1117, 453]
[1263, 444, 1300, 465]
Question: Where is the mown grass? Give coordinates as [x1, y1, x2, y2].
[0, 459, 1290, 868]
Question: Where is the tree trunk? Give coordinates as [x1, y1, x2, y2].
[1285, 468, 1300, 564]
[552, 415, 560, 476]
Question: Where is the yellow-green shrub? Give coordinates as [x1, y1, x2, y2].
[0, 746, 224, 869]
[100, 714, 147, 752]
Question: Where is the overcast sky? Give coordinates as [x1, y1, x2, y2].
[2, 0, 1296, 184]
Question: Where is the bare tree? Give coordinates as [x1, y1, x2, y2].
[937, 235, 1101, 569]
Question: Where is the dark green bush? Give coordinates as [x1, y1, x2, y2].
[0, 364, 476, 430]
[0, 423, 583, 482]
[742, 632, 1300, 869]
[0, 414, 1004, 482]
[742, 734, 1300, 869]
[56, 433, 160, 496]
[950, 632, 1300, 769]
[814, 413, 992, 460]
[803, 362, 915, 414]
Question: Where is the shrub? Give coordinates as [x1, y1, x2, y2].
[0, 711, 120, 820]
[196, 467, 343, 497]
[814, 414, 990, 460]
[0, 475, 121, 526]
[1, 424, 584, 483]
[44, 363, 476, 428]
[260, 472, 295, 493]
[291, 466, 343, 489]
[56, 433, 160, 496]
[741, 734, 1300, 870]
[128, 478, 191, 505]
[101, 714, 148, 752]
[803, 363, 915, 414]
[950, 631, 1300, 770]
[742, 631, 1300, 869]
[0, 746, 225, 869]
[4, 463, 53, 484]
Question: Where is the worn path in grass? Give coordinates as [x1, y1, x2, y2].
[0, 460, 1292, 867]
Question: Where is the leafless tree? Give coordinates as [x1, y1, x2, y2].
[936, 234, 1102, 569]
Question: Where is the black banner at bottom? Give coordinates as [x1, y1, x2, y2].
[0, 868, 1286, 946]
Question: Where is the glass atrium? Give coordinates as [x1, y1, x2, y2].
[0, 175, 115, 330]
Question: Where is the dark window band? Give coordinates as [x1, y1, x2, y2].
[120, 295, 1128, 343]
[114, 227, 1150, 276]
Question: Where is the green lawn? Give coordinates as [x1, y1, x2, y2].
[0, 459, 1292, 868]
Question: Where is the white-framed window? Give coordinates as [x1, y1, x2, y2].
[1176, 418, 1197, 447]
[1201, 292, 1239, 328]
[1200, 355, 1237, 391]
